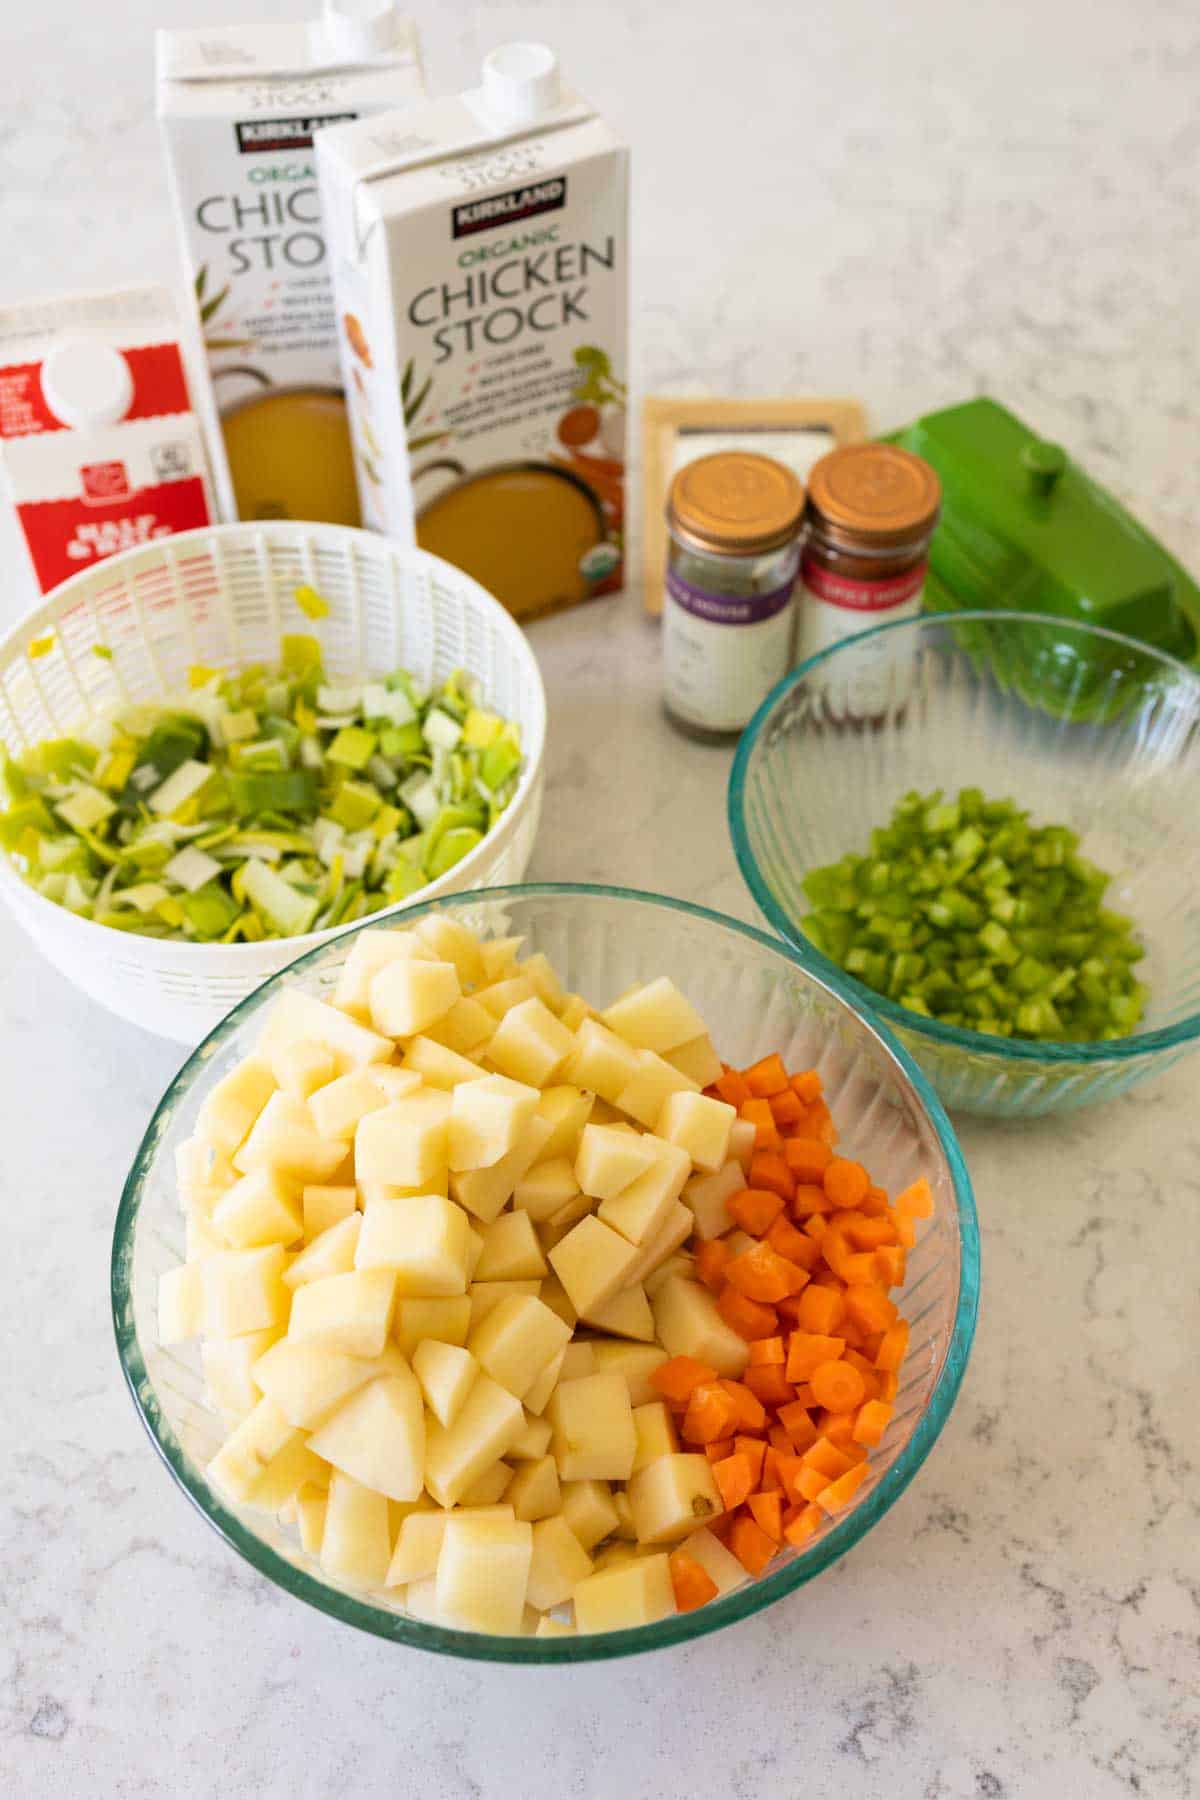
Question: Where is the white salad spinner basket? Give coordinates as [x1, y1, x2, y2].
[0, 523, 545, 1043]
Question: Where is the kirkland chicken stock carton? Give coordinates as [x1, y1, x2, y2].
[157, 3, 424, 525]
[318, 43, 629, 620]
[0, 285, 215, 595]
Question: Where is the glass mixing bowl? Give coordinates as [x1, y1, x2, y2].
[112, 884, 978, 1663]
[729, 611, 1200, 1117]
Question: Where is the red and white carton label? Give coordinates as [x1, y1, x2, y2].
[0, 287, 214, 594]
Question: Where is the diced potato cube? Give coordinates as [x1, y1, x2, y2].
[468, 1294, 571, 1401]
[423, 1375, 525, 1507]
[681, 1525, 749, 1596]
[548, 1215, 640, 1318]
[651, 1275, 749, 1376]
[425, 996, 495, 1057]
[302, 1184, 357, 1239]
[436, 1514, 532, 1634]
[544, 1191, 594, 1236]
[200, 1245, 290, 1337]
[512, 1156, 580, 1222]
[252, 1335, 390, 1428]
[588, 1339, 669, 1407]
[506, 1454, 560, 1521]
[158, 1262, 203, 1344]
[558, 1341, 596, 1382]
[195, 1057, 278, 1156]
[601, 977, 707, 1054]
[628, 1453, 722, 1544]
[233, 1092, 346, 1183]
[320, 1470, 391, 1588]
[308, 1068, 388, 1141]
[355, 1193, 473, 1297]
[480, 934, 524, 982]
[333, 928, 431, 1018]
[558, 994, 589, 1032]
[684, 1161, 746, 1239]
[207, 1396, 300, 1503]
[259, 987, 392, 1073]
[574, 1123, 658, 1204]
[559, 1479, 619, 1551]
[355, 1090, 450, 1188]
[612, 1489, 637, 1540]
[401, 1035, 483, 1090]
[386, 1508, 449, 1586]
[526, 1515, 592, 1611]
[582, 1283, 655, 1341]
[537, 1275, 577, 1332]
[211, 1167, 300, 1251]
[656, 1091, 735, 1172]
[572, 1553, 675, 1632]
[459, 1460, 514, 1507]
[548, 1372, 636, 1482]
[614, 1049, 699, 1129]
[468, 1280, 540, 1328]
[368, 957, 461, 1038]
[474, 1210, 548, 1282]
[369, 1066, 424, 1104]
[201, 1327, 279, 1423]
[536, 1085, 595, 1160]
[187, 1205, 228, 1262]
[296, 1483, 328, 1555]
[393, 1295, 471, 1354]
[632, 1401, 679, 1472]
[664, 1034, 724, 1089]
[729, 1117, 756, 1171]
[644, 1251, 694, 1299]
[274, 1039, 336, 1100]
[623, 1201, 694, 1290]
[596, 1138, 690, 1246]
[563, 1019, 639, 1104]
[287, 1267, 397, 1359]
[486, 997, 575, 1088]
[412, 1339, 478, 1427]
[283, 1212, 362, 1288]
[450, 1114, 552, 1223]
[246, 1437, 329, 1514]
[477, 974, 537, 1018]
[521, 1344, 567, 1416]
[308, 1368, 425, 1501]
[403, 1574, 442, 1621]
[448, 1073, 540, 1173]
[517, 950, 566, 1012]
[509, 1412, 554, 1461]
[413, 914, 486, 986]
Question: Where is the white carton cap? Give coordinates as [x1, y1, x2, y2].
[481, 43, 561, 125]
[41, 338, 133, 430]
[322, 0, 402, 60]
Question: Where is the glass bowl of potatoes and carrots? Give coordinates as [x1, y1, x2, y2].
[112, 884, 978, 1662]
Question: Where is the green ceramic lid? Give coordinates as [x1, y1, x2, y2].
[886, 397, 1199, 665]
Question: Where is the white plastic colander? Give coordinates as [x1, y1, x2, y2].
[0, 523, 546, 1043]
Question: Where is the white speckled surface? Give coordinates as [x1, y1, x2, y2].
[2, 2, 1199, 1796]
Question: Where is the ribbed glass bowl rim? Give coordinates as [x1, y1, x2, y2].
[112, 881, 979, 1664]
[728, 609, 1200, 1067]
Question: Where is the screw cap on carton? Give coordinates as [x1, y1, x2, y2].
[322, 0, 402, 60]
[481, 42, 561, 124]
[41, 338, 133, 430]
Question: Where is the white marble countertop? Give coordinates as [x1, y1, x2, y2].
[3, 1, 1199, 1796]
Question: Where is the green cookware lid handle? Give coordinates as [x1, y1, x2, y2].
[1021, 439, 1067, 498]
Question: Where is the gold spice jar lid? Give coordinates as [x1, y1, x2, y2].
[805, 443, 942, 551]
[667, 452, 805, 557]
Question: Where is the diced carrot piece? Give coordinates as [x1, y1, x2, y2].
[758, 1449, 784, 1493]
[819, 1225, 854, 1279]
[727, 1187, 785, 1238]
[785, 1331, 846, 1382]
[837, 1317, 869, 1352]
[791, 1181, 832, 1218]
[650, 1355, 719, 1404]
[714, 1069, 751, 1109]
[748, 1335, 786, 1366]
[803, 1215, 828, 1242]
[895, 1175, 934, 1218]
[681, 1382, 741, 1444]
[796, 1464, 833, 1503]
[877, 1370, 899, 1403]
[717, 1285, 779, 1341]
[801, 1436, 853, 1480]
[734, 1435, 767, 1482]
[892, 1210, 917, 1250]
[816, 1408, 858, 1447]
[852, 1399, 893, 1447]
[768, 1424, 793, 1454]
[816, 1462, 870, 1513]
[704, 1436, 735, 1463]
[669, 1549, 719, 1612]
[791, 1382, 816, 1410]
[765, 1214, 814, 1264]
[809, 1105, 838, 1147]
[743, 1364, 796, 1408]
[729, 1513, 777, 1576]
[844, 1284, 898, 1334]
[694, 1238, 733, 1291]
[747, 1490, 783, 1542]
[810, 1359, 867, 1414]
[719, 1379, 768, 1432]
[823, 1158, 871, 1209]
[768, 1449, 807, 1503]
[874, 1246, 907, 1288]
[739, 1097, 782, 1151]
[749, 1150, 795, 1204]
[843, 1348, 880, 1399]
[768, 1089, 805, 1130]
[845, 1214, 898, 1251]
[744, 1053, 789, 1097]
[790, 1070, 823, 1103]
[784, 1136, 833, 1181]
[776, 1401, 818, 1451]
[875, 1320, 910, 1372]
[726, 1241, 794, 1303]
[842, 1251, 884, 1286]
[792, 1282, 845, 1336]
[783, 1501, 826, 1546]
[712, 1451, 757, 1511]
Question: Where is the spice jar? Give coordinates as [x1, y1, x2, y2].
[797, 443, 941, 711]
[662, 452, 805, 739]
